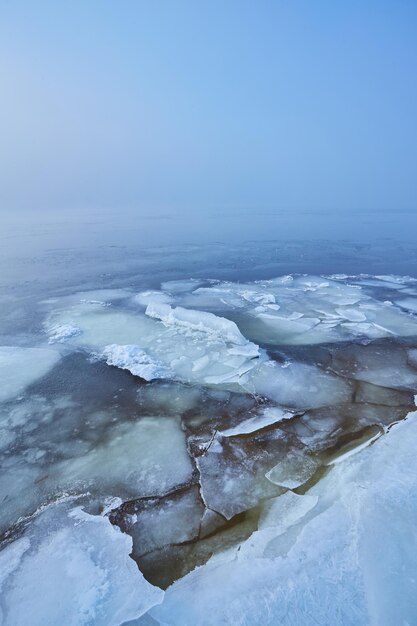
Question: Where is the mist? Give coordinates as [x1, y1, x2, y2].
[1, 0, 416, 237]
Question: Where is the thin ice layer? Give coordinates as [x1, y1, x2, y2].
[0, 412, 195, 534]
[55, 416, 194, 499]
[195, 430, 287, 519]
[248, 360, 352, 409]
[125, 487, 205, 557]
[0, 346, 60, 403]
[0, 503, 163, 626]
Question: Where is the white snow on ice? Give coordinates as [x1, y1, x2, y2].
[0, 503, 163, 626]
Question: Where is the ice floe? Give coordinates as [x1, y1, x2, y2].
[173, 274, 417, 345]
[395, 297, 417, 313]
[0, 405, 194, 532]
[55, 416, 194, 500]
[45, 301, 263, 388]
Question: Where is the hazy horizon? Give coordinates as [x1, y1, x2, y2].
[1, 0, 416, 220]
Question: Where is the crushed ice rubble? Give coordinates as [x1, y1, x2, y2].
[2, 275, 417, 624]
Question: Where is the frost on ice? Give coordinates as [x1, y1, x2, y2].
[102, 344, 172, 381]
[0, 503, 163, 626]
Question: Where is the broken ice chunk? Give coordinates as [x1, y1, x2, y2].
[102, 344, 173, 381]
[240, 290, 277, 305]
[133, 290, 174, 307]
[160, 279, 203, 293]
[145, 302, 256, 347]
[47, 324, 82, 343]
[220, 406, 296, 437]
[256, 313, 320, 338]
[265, 449, 318, 489]
[335, 308, 367, 322]
[395, 297, 417, 313]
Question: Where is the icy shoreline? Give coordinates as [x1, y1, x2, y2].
[1, 408, 416, 625]
[150, 409, 417, 626]
[2, 273, 417, 624]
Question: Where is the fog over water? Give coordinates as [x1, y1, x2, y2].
[1, 2, 417, 260]
[2, 3, 417, 625]
[2, 207, 417, 289]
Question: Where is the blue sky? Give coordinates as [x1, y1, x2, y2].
[0, 0, 416, 215]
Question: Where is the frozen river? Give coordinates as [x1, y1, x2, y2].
[1, 209, 417, 625]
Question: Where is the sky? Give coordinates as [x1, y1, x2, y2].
[0, 0, 416, 217]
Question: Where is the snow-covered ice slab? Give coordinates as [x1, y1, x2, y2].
[0, 346, 60, 403]
[47, 324, 82, 344]
[0, 503, 163, 626]
[44, 293, 354, 408]
[149, 412, 417, 626]
[45, 299, 263, 388]
[102, 344, 172, 381]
